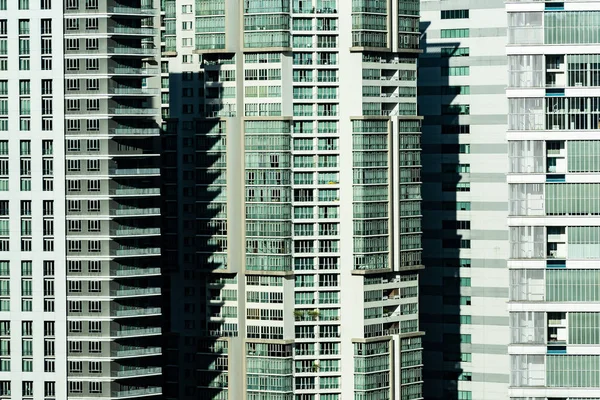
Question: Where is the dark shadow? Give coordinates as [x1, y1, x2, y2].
[418, 20, 467, 400]
[161, 54, 234, 400]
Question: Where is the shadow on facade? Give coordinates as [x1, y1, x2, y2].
[161, 59, 230, 399]
[418, 21, 467, 400]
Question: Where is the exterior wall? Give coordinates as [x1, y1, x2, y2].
[62, 0, 163, 398]
[507, 1, 600, 399]
[0, 1, 67, 399]
[419, 0, 510, 399]
[162, 0, 423, 399]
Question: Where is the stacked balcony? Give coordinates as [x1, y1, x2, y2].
[64, 0, 161, 398]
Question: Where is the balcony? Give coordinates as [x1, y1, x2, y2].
[110, 287, 161, 297]
[112, 247, 161, 256]
[110, 266, 161, 277]
[109, 168, 161, 176]
[110, 127, 160, 136]
[109, 67, 159, 76]
[111, 87, 160, 95]
[109, 26, 156, 36]
[111, 387, 161, 398]
[112, 327, 162, 337]
[110, 187, 160, 196]
[107, 6, 156, 15]
[110, 207, 160, 217]
[113, 366, 162, 378]
[109, 107, 158, 115]
[111, 306, 161, 317]
[112, 346, 161, 358]
[108, 47, 156, 56]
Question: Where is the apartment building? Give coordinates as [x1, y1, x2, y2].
[160, 0, 424, 399]
[0, 0, 163, 398]
[507, 1, 600, 399]
[419, 0, 510, 399]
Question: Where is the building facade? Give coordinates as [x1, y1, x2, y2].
[0, 0, 163, 399]
[160, 0, 424, 399]
[507, 1, 600, 399]
[419, 0, 510, 399]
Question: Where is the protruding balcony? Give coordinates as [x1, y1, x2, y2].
[113, 366, 162, 378]
[111, 306, 161, 318]
[112, 327, 162, 338]
[111, 386, 161, 398]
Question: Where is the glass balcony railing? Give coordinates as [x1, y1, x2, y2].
[108, 6, 156, 15]
[110, 266, 161, 277]
[112, 247, 161, 256]
[112, 327, 162, 337]
[109, 168, 161, 176]
[109, 26, 156, 35]
[111, 87, 160, 95]
[111, 127, 160, 135]
[110, 207, 160, 216]
[111, 387, 161, 398]
[112, 346, 161, 357]
[108, 47, 156, 55]
[113, 366, 162, 378]
[111, 287, 161, 296]
[109, 107, 158, 115]
[110, 187, 160, 196]
[111, 306, 161, 317]
[109, 66, 159, 75]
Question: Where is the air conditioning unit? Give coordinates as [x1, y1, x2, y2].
[549, 250, 557, 258]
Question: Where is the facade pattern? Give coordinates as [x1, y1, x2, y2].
[0, 0, 163, 398]
[507, 1, 600, 400]
[161, 0, 424, 399]
[419, 0, 510, 399]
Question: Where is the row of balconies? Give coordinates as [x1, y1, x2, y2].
[66, 65, 159, 76]
[68, 303, 161, 318]
[65, 4, 155, 16]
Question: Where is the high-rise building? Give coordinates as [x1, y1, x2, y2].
[160, 0, 424, 399]
[507, 1, 600, 398]
[0, 0, 163, 399]
[419, 0, 510, 399]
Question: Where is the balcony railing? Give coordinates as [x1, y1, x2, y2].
[113, 366, 162, 378]
[110, 189, 160, 197]
[109, 107, 158, 115]
[112, 247, 161, 256]
[110, 287, 161, 296]
[109, 168, 161, 176]
[111, 266, 161, 277]
[111, 306, 161, 317]
[108, 47, 156, 55]
[113, 327, 162, 337]
[110, 207, 160, 217]
[111, 87, 160, 95]
[112, 346, 161, 357]
[111, 127, 160, 135]
[110, 67, 159, 75]
[111, 387, 161, 398]
[109, 27, 156, 35]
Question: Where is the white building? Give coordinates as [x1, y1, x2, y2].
[419, 0, 510, 399]
[0, 0, 163, 399]
[160, 0, 424, 399]
[507, 1, 600, 399]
